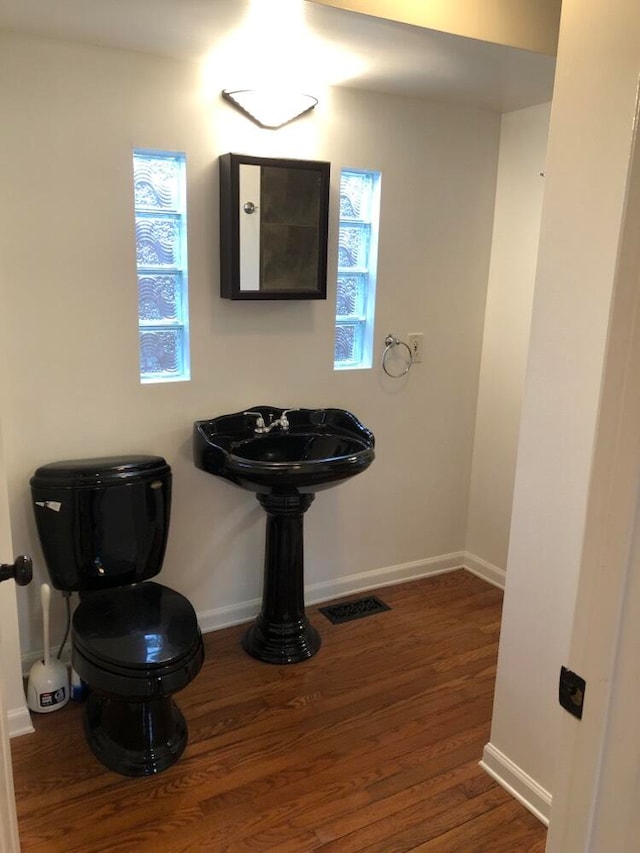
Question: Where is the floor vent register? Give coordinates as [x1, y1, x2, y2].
[319, 595, 391, 624]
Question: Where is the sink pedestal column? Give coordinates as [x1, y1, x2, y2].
[242, 492, 321, 664]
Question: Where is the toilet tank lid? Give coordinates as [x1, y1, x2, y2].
[30, 455, 171, 489]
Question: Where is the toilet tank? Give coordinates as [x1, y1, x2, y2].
[30, 455, 172, 592]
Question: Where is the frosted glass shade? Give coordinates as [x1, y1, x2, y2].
[222, 89, 318, 129]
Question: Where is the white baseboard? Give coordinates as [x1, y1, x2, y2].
[14, 550, 503, 738]
[306, 552, 469, 605]
[197, 596, 261, 634]
[196, 552, 468, 634]
[480, 742, 552, 825]
[8, 705, 34, 738]
[462, 552, 506, 589]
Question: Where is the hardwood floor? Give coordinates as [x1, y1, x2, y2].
[11, 570, 547, 852]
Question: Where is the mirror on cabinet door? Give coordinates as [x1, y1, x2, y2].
[219, 153, 330, 300]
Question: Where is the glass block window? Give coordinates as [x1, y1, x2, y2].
[133, 150, 190, 383]
[334, 169, 381, 369]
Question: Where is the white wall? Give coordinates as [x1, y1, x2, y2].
[466, 103, 550, 572]
[0, 33, 501, 669]
[485, 0, 640, 820]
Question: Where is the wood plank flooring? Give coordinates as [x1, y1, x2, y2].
[11, 570, 547, 852]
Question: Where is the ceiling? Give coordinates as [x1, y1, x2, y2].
[0, 0, 556, 112]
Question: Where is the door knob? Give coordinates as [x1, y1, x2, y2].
[0, 555, 33, 586]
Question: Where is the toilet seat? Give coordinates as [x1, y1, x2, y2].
[72, 582, 203, 699]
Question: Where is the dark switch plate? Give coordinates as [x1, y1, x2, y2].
[559, 666, 586, 719]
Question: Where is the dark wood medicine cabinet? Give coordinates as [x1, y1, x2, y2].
[219, 153, 330, 300]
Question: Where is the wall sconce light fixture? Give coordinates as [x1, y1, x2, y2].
[222, 89, 318, 129]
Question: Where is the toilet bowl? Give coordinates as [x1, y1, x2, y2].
[30, 455, 204, 776]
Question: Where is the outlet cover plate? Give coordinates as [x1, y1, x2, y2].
[407, 332, 424, 363]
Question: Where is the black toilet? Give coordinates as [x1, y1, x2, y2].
[30, 455, 204, 777]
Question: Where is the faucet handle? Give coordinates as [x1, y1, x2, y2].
[279, 408, 299, 429]
[243, 411, 266, 431]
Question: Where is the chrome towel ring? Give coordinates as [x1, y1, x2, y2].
[382, 334, 414, 378]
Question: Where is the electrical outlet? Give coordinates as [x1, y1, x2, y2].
[407, 332, 424, 363]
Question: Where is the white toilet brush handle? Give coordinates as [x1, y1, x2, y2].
[41, 583, 51, 668]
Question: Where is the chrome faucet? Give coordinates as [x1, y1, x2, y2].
[243, 411, 267, 433]
[244, 409, 299, 435]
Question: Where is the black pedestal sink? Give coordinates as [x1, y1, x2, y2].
[193, 406, 375, 664]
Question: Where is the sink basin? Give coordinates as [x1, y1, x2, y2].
[193, 406, 375, 493]
[193, 406, 375, 665]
